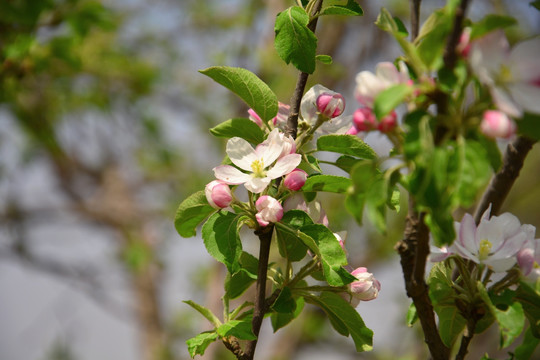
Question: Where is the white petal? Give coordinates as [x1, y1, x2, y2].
[300, 85, 326, 124]
[266, 154, 301, 179]
[226, 137, 258, 171]
[375, 62, 401, 84]
[214, 165, 251, 184]
[491, 232, 527, 260]
[244, 177, 271, 194]
[484, 257, 517, 272]
[509, 37, 540, 83]
[491, 87, 522, 118]
[459, 213, 479, 254]
[318, 115, 353, 135]
[260, 129, 284, 166]
[508, 83, 540, 115]
[469, 30, 509, 76]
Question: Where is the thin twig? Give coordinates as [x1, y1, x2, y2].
[443, 0, 470, 70]
[285, 0, 324, 140]
[410, 0, 422, 41]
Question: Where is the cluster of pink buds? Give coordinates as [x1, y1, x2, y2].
[349, 107, 397, 134]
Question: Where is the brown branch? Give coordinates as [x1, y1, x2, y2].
[410, 0, 422, 41]
[243, 225, 274, 360]
[474, 136, 536, 221]
[285, 0, 323, 140]
[395, 201, 450, 360]
[443, 0, 470, 70]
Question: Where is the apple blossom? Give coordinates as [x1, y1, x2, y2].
[354, 61, 410, 108]
[453, 206, 530, 272]
[283, 194, 329, 226]
[469, 31, 540, 117]
[480, 110, 516, 139]
[349, 267, 381, 306]
[300, 84, 351, 134]
[205, 180, 233, 209]
[213, 129, 301, 194]
[516, 226, 539, 276]
[258, 130, 296, 159]
[316, 91, 345, 118]
[353, 107, 377, 132]
[283, 168, 308, 191]
[255, 195, 283, 227]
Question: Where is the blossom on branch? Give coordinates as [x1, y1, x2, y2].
[255, 195, 283, 227]
[300, 84, 351, 134]
[213, 129, 301, 193]
[354, 62, 410, 108]
[205, 180, 233, 209]
[480, 110, 516, 139]
[349, 267, 381, 306]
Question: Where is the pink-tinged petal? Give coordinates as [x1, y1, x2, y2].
[430, 246, 452, 262]
[459, 213, 479, 254]
[244, 176, 271, 194]
[517, 245, 535, 275]
[213, 165, 251, 184]
[226, 137, 258, 171]
[375, 62, 401, 84]
[260, 129, 284, 166]
[490, 232, 527, 260]
[509, 38, 540, 83]
[491, 87, 522, 118]
[266, 154, 302, 179]
[508, 83, 540, 115]
[319, 115, 352, 134]
[454, 240, 479, 263]
[484, 257, 517, 273]
[480, 204, 492, 222]
[300, 85, 323, 124]
[469, 30, 509, 76]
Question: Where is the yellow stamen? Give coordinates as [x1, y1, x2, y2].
[478, 239, 492, 261]
[251, 159, 266, 178]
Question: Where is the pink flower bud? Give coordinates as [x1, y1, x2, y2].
[248, 108, 263, 127]
[316, 92, 345, 118]
[205, 180, 233, 209]
[349, 267, 381, 305]
[283, 168, 308, 191]
[353, 107, 377, 132]
[255, 195, 283, 227]
[480, 110, 516, 139]
[346, 126, 359, 135]
[457, 27, 471, 57]
[377, 110, 398, 133]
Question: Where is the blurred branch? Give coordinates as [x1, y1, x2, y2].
[410, 0, 422, 41]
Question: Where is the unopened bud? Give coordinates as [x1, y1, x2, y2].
[480, 110, 516, 139]
[353, 107, 377, 132]
[349, 267, 381, 306]
[283, 168, 308, 191]
[205, 180, 233, 209]
[377, 110, 398, 133]
[316, 92, 345, 118]
[255, 195, 283, 227]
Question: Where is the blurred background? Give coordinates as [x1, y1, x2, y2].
[1, 0, 539, 359]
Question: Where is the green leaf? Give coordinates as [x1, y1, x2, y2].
[317, 134, 377, 159]
[271, 296, 305, 332]
[407, 303, 418, 327]
[319, 0, 363, 16]
[199, 66, 278, 121]
[274, 6, 317, 74]
[300, 224, 356, 286]
[175, 191, 215, 238]
[470, 14, 517, 39]
[186, 331, 218, 358]
[271, 286, 297, 313]
[306, 292, 373, 351]
[202, 212, 243, 274]
[210, 118, 265, 144]
[415, 10, 452, 69]
[275, 210, 312, 262]
[455, 140, 492, 207]
[333, 155, 363, 173]
[225, 252, 259, 299]
[515, 281, 540, 338]
[517, 112, 540, 141]
[217, 319, 257, 340]
[315, 54, 333, 64]
[514, 326, 540, 359]
[478, 283, 525, 348]
[373, 84, 413, 120]
[532, 1, 540, 11]
[302, 174, 352, 194]
[184, 300, 222, 327]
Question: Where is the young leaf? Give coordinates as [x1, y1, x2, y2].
[302, 174, 352, 194]
[202, 211, 243, 274]
[274, 6, 317, 74]
[175, 191, 215, 238]
[217, 319, 257, 340]
[306, 292, 373, 352]
[317, 134, 377, 159]
[275, 210, 312, 262]
[373, 84, 413, 120]
[186, 331, 219, 358]
[470, 14, 517, 39]
[517, 112, 540, 141]
[315, 54, 333, 64]
[515, 281, 540, 338]
[300, 224, 356, 286]
[407, 303, 418, 327]
[319, 0, 363, 16]
[271, 296, 305, 332]
[184, 300, 222, 327]
[271, 286, 297, 313]
[225, 252, 259, 299]
[210, 118, 265, 144]
[199, 66, 278, 121]
[514, 326, 540, 359]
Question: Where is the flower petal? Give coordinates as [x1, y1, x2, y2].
[266, 154, 301, 179]
[226, 137, 258, 171]
[214, 165, 251, 184]
[244, 176, 271, 194]
[260, 129, 284, 166]
[484, 257, 516, 272]
[509, 37, 540, 83]
[508, 83, 540, 115]
[491, 87, 522, 118]
[459, 213, 479, 254]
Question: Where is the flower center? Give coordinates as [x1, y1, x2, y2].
[251, 159, 266, 178]
[498, 65, 513, 84]
[478, 239, 493, 261]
